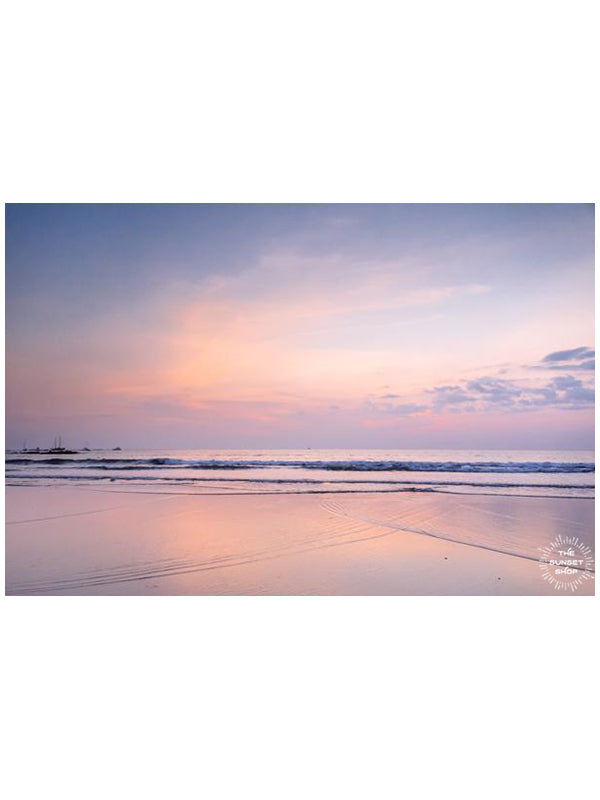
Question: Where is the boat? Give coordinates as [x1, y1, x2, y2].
[19, 436, 79, 455]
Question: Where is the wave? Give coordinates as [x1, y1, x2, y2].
[4, 473, 594, 491]
[5, 457, 595, 473]
[6, 456, 202, 467]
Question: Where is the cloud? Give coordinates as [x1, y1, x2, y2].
[540, 346, 595, 371]
[362, 360, 595, 425]
[428, 385, 473, 411]
[549, 375, 595, 404]
[523, 346, 596, 373]
[544, 359, 595, 371]
[542, 346, 595, 362]
[428, 374, 594, 412]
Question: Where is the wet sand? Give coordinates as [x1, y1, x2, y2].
[5, 487, 595, 595]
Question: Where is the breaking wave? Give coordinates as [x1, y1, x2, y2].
[5, 456, 595, 473]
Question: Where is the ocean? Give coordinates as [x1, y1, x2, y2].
[5, 448, 595, 499]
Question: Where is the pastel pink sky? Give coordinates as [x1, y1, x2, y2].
[5, 204, 594, 449]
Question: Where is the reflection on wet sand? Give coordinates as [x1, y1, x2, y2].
[5, 487, 594, 595]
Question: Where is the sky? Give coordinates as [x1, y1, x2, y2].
[5, 203, 595, 450]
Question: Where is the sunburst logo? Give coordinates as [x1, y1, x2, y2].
[539, 534, 595, 591]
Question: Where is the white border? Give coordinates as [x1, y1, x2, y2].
[2, 2, 597, 798]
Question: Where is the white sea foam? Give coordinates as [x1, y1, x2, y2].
[4, 448, 595, 498]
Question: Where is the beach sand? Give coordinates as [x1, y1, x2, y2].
[5, 486, 595, 595]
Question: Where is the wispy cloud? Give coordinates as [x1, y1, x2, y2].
[530, 346, 596, 372]
[542, 346, 595, 362]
